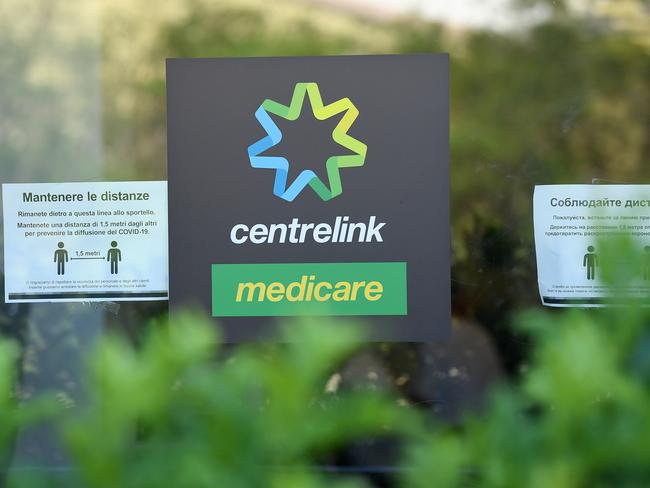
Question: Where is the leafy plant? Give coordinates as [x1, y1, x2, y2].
[403, 239, 650, 488]
[0, 341, 58, 487]
[1, 316, 415, 488]
[3, 297, 650, 487]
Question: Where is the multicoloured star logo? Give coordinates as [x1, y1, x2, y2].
[247, 82, 367, 202]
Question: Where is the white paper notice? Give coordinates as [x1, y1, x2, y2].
[534, 185, 650, 307]
[2, 181, 168, 303]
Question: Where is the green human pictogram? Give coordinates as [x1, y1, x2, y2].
[583, 245, 598, 281]
[106, 241, 122, 275]
[54, 241, 68, 275]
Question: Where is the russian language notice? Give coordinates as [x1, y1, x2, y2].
[534, 184, 650, 307]
[2, 181, 168, 303]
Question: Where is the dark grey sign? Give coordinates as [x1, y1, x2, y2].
[167, 54, 449, 341]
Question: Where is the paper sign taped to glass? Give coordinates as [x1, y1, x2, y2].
[534, 185, 650, 307]
[2, 181, 168, 303]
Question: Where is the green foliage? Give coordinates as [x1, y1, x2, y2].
[0, 341, 19, 464]
[403, 240, 650, 487]
[2, 316, 416, 487]
[2, 300, 650, 487]
[0, 341, 58, 485]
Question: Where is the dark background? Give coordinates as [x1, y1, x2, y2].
[167, 54, 450, 341]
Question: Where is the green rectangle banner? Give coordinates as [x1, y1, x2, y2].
[212, 262, 407, 317]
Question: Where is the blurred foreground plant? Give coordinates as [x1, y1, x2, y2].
[60, 316, 416, 488]
[0, 341, 19, 464]
[1, 341, 58, 486]
[404, 238, 650, 487]
[404, 308, 650, 487]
